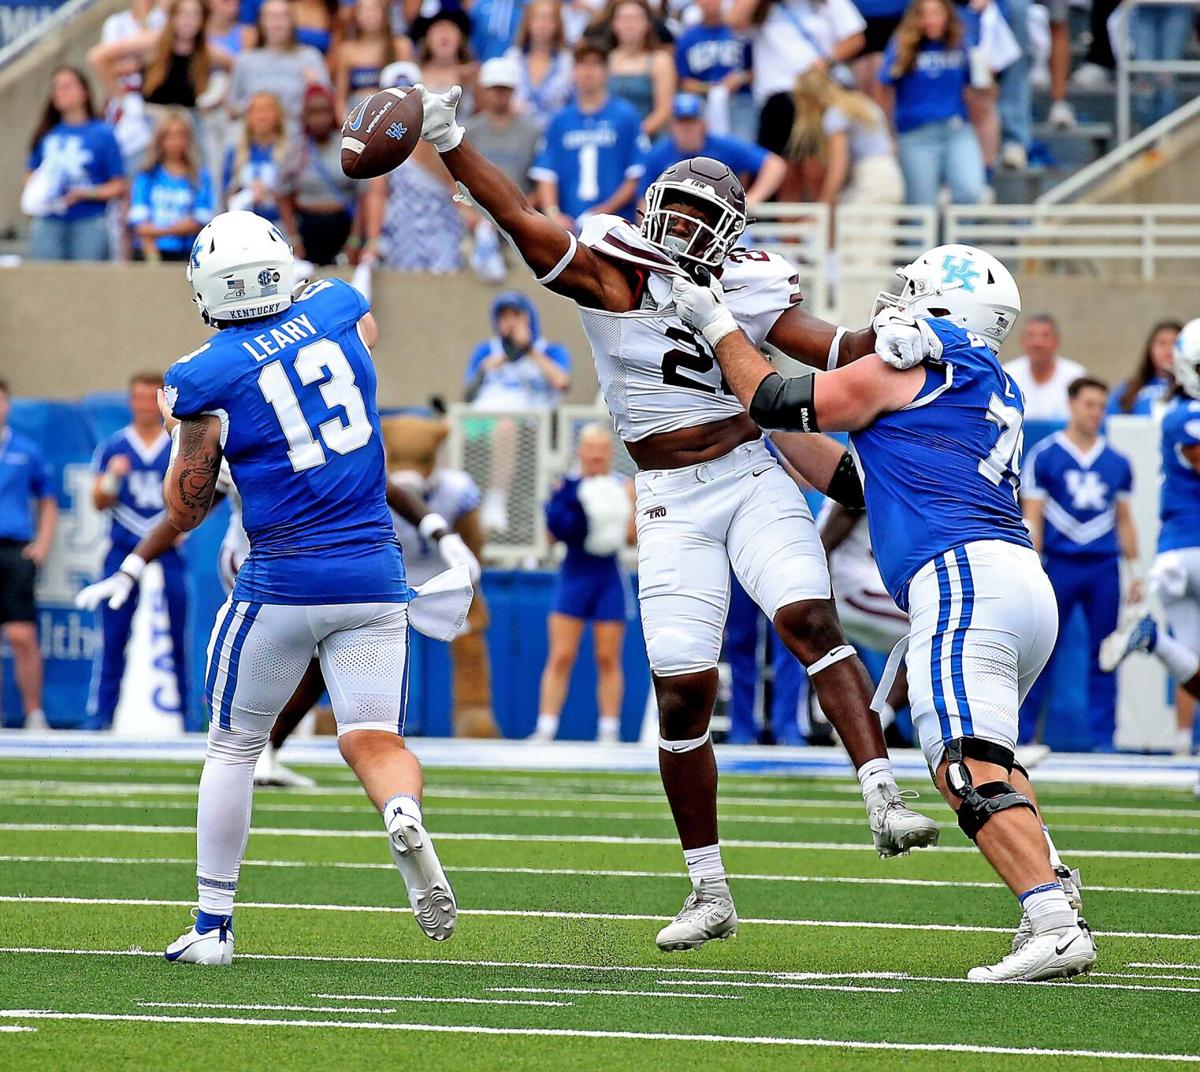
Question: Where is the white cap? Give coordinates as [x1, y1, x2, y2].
[381, 60, 422, 89]
[479, 55, 521, 89]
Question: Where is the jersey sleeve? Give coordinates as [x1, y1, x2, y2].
[98, 125, 125, 180]
[296, 276, 369, 330]
[91, 434, 117, 475]
[28, 444, 51, 499]
[724, 252, 803, 350]
[1179, 411, 1200, 447]
[544, 341, 571, 374]
[164, 343, 225, 422]
[1115, 452, 1134, 498]
[128, 172, 152, 225]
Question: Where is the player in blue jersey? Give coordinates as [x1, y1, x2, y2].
[672, 243, 1096, 982]
[1102, 319, 1200, 765]
[529, 40, 649, 229]
[1023, 378, 1141, 751]
[87, 373, 188, 731]
[159, 211, 462, 965]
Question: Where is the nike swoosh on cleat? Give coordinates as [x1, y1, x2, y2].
[1055, 935, 1079, 956]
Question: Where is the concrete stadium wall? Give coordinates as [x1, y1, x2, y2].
[2, 264, 1197, 402]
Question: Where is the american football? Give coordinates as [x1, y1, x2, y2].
[340, 86, 422, 180]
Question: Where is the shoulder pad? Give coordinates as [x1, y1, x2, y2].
[721, 249, 801, 297]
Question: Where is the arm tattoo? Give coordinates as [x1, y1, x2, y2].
[171, 419, 222, 529]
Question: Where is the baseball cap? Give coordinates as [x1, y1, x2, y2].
[673, 93, 705, 120]
[479, 55, 521, 89]
[381, 61, 422, 89]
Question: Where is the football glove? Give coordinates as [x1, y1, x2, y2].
[871, 308, 927, 370]
[671, 273, 738, 348]
[415, 84, 465, 153]
[419, 513, 481, 584]
[75, 553, 146, 611]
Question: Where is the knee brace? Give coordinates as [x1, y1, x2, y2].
[944, 737, 1036, 842]
[645, 627, 718, 678]
[659, 730, 711, 754]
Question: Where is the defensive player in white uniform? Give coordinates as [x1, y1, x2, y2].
[413, 84, 939, 951]
[672, 243, 1095, 981]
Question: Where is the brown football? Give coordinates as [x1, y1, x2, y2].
[340, 87, 423, 180]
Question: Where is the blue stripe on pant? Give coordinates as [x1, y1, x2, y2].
[950, 546, 976, 737]
[217, 603, 262, 730]
[931, 555, 955, 743]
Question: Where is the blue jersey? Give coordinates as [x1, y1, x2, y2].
[1025, 432, 1132, 559]
[27, 119, 125, 222]
[638, 133, 768, 196]
[129, 165, 215, 255]
[92, 426, 172, 551]
[879, 40, 971, 133]
[163, 277, 406, 605]
[851, 320, 1033, 610]
[674, 24, 752, 87]
[1107, 375, 1169, 416]
[0, 428, 52, 543]
[1157, 396, 1200, 553]
[530, 96, 648, 221]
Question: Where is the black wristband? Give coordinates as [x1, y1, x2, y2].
[748, 372, 819, 433]
[826, 451, 865, 511]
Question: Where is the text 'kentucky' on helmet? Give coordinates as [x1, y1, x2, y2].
[187, 211, 296, 327]
[641, 156, 749, 270]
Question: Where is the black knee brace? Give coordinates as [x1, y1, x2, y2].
[944, 738, 1036, 842]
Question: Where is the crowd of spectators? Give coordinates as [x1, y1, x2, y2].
[22, 0, 1200, 267]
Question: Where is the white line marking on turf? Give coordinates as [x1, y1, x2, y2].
[3, 822, 1197, 859]
[139, 1002, 402, 1015]
[3, 896, 1198, 941]
[1128, 963, 1200, 970]
[485, 987, 753, 1000]
[1092, 972, 1200, 983]
[1, 1010, 1197, 1062]
[3, 853, 1196, 898]
[0, 1026, 35, 1033]
[660, 976, 1200, 996]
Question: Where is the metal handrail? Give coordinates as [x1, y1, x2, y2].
[0, 0, 105, 69]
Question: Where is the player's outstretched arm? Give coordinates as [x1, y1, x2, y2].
[74, 514, 189, 611]
[163, 416, 224, 532]
[386, 479, 482, 583]
[767, 306, 929, 373]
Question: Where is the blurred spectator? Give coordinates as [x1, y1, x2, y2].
[417, 7, 477, 104]
[1022, 377, 1140, 751]
[467, 56, 542, 190]
[533, 424, 634, 744]
[23, 67, 127, 262]
[98, 0, 168, 96]
[880, 0, 984, 207]
[788, 66, 902, 206]
[1110, 320, 1183, 416]
[1074, 0, 1120, 87]
[673, 0, 756, 142]
[223, 91, 300, 228]
[1131, 2, 1195, 127]
[506, 0, 574, 129]
[638, 93, 786, 211]
[601, 0, 676, 135]
[129, 108, 215, 261]
[0, 379, 57, 732]
[849, 0, 907, 104]
[229, 0, 331, 121]
[470, 0, 530, 62]
[727, 0, 866, 155]
[207, 0, 245, 54]
[1004, 314, 1086, 422]
[287, 84, 359, 264]
[240, 0, 341, 53]
[333, 0, 413, 114]
[997, 0, 1032, 167]
[1045, 0, 1074, 127]
[563, 0, 607, 44]
[954, 0, 1021, 173]
[531, 40, 648, 227]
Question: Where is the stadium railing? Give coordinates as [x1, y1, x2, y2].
[1114, 0, 1200, 143]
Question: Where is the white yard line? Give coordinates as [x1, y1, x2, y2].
[308, 993, 569, 1007]
[139, 1001, 402, 1014]
[658, 976, 1200, 996]
[481, 987, 749, 1000]
[1092, 972, 1200, 982]
[0, 1010, 1197, 1062]
[1127, 963, 1200, 970]
[3, 895, 1198, 941]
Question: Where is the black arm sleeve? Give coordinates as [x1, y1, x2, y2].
[826, 451, 865, 511]
[748, 372, 819, 433]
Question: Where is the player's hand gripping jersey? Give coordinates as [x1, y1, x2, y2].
[575, 215, 801, 441]
[164, 278, 406, 605]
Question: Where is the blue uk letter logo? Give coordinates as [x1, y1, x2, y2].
[385, 122, 408, 140]
[941, 255, 980, 292]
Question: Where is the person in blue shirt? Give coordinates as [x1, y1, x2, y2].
[533, 424, 634, 743]
[130, 110, 215, 261]
[24, 66, 127, 261]
[223, 91, 299, 229]
[637, 93, 787, 209]
[86, 372, 188, 732]
[1108, 320, 1181, 416]
[0, 380, 57, 731]
[160, 211, 462, 965]
[470, 0, 528, 61]
[674, 0, 757, 142]
[1022, 378, 1140, 751]
[879, 0, 984, 206]
[530, 39, 649, 228]
[673, 242, 1096, 983]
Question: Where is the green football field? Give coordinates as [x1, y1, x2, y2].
[1, 755, 1199, 1070]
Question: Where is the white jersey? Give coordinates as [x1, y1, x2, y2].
[570, 215, 803, 442]
[390, 468, 481, 586]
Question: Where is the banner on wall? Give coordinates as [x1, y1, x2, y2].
[0, 0, 66, 49]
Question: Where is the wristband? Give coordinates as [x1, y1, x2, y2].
[119, 553, 147, 582]
[700, 306, 739, 348]
[419, 513, 450, 541]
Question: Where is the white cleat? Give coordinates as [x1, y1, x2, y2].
[969, 923, 1096, 982]
[869, 788, 941, 858]
[388, 816, 457, 941]
[253, 747, 316, 788]
[1013, 867, 1085, 953]
[1099, 612, 1158, 672]
[164, 914, 234, 966]
[656, 878, 738, 952]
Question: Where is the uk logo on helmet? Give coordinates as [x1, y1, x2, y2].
[941, 255, 980, 292]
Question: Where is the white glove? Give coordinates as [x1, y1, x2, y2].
[871, 308, 927, 370]
[414, 83, 465, 153]
[670, 273, 738, 348]
[419, 513, 481, 584]
[74, 553, 146, 611]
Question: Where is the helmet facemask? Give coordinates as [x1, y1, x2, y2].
[641, 182, 746, 270]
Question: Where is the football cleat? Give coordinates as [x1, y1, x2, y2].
[969, 923, 1096, 982]
[656, 878, 737, 952]
[1013, 867, 1084, 953]
[164, 911, 234, 966]
[1099, 613, 1158, 672]
[868, 788, 941, 858]
[253, 747, 316, 788]
[388, 815, 457, 942]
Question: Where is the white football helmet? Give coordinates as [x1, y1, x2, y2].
[1174, 318, 1200, 399]
[876, 244, 1020, 350]
[187, 211, 294, 326]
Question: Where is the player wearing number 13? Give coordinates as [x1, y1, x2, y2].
[161, 210, 457, 966]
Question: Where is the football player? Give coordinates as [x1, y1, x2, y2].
[157, 210, 464, 965]
[414, 84, 939, 953]
[671, 243, 1095, 981]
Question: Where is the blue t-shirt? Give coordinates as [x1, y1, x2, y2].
[27, 120, 125, 222]
[129, 166, 215, 255]
[854, 0, 908, 17]
[851, 320, 1033, 609]
[1026, 432, 1132, 559]
[0, 428, 51, 543]
[879, 39, 970, 133]
[471, 0, 528, 61]
[530, 96, 648, 221]
[92, 426, 172, 551]
[1157, 396, 1200, 554]
[1108, 375, 1169, 416]
[674, 24, 752, 88]
[164, 277, 406, 605]
[223, 143, 284, 222]
[638, 132, 768, 195]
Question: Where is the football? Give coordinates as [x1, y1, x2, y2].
[340, 87, 423, 180]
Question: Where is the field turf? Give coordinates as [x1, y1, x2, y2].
[1, 756, 1199, 1070]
